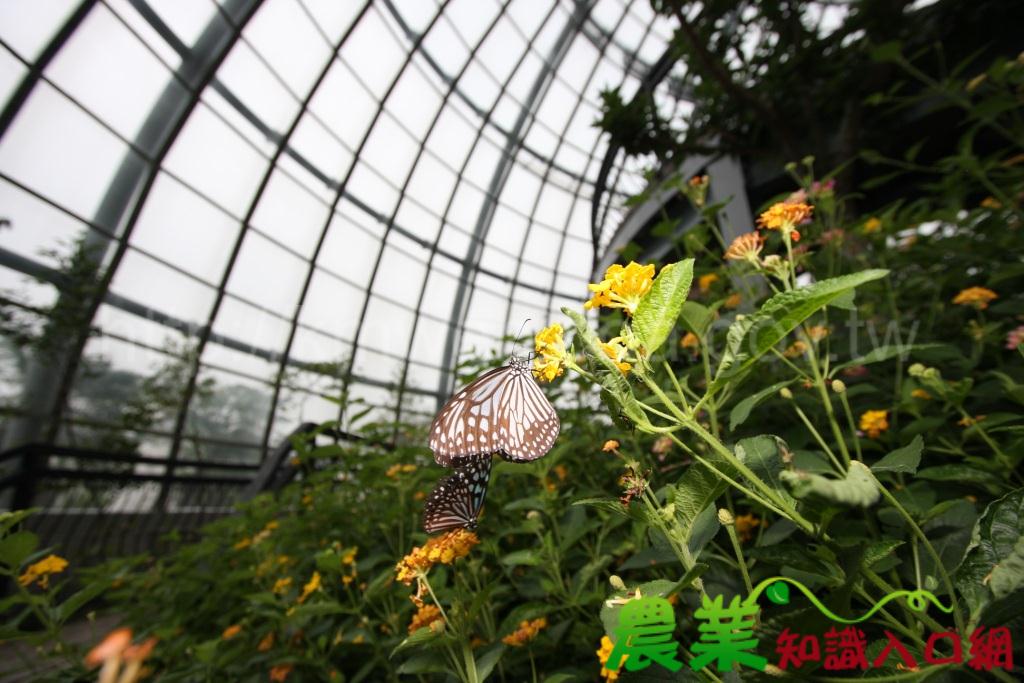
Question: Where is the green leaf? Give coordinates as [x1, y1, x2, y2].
[766, 581, 790, 605]
[396, 651, 450, 674]
[710, 270, 889, 396]
[829, 344, 948, 378]
[736, 436, 794, 507]
[679, 301, 713, 337]
[0, 531, 38, 569]
[391, 624, 447, 657]
[563, 308, 646, 426]
[871, 436, 923, 475]
[728, 380, 795, 431]
[501, 549, 541, 567]
[870, 41, 903, 63]
[780, 462, 880, 507]
[956, 488, 1024, 623]
[57, 580, 108, 622]
[863, 540, 904, 568]
[0, 509, 37, 537]
[633, 259, 694, 355]
[916, 465, 1003, 487]
[475, 644, 506, 681]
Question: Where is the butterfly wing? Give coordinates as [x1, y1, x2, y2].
[423, 456, 491, 534]
[493, 371, 560, 463]
[430, 365, 512, 467]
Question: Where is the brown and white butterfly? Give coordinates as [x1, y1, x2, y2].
[429, 355, 560, 468]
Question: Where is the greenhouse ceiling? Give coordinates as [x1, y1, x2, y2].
[0, 0, 697, 462]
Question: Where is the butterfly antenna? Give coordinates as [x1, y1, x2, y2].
[511, 318, 531, 359]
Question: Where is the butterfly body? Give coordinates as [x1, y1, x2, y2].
[429, 356, 560, 468]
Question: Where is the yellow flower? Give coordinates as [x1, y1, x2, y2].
[783, 340, 808, 358]
[502, 617, 548, 647]
[863, 217, 882, 234]
[724, 293, 742, 309]
[298, 571, 321, 603]
[698, 273, 719, 293]
[600, 337, 631, 374]
[413, 491, 426, 501]
[911, 388, 932, 400]
[584, 262, 656, 316]
[342, 574, 355, 586]
[257, 632, 275, 652]
[953, 287, 998, 310]
[597, 635, 626, 680]
[533, 323, 567, 382]
[341, 547, 358, 566]
[734, 513, 762, 543]
[222, 624, 243, 640]
[680, 331, 699, 350]
[958, 414, 987, 427]
[980, 196, 1002, 209]
[724, 232, 763, 263]
[395, 529, 480, 585]
[269, 663, 293, 682]
[859, 410, 889, 439]
[409, 604, 444, 634]
[553, 464, 568, 481]
[272, 577, 293, 594]
[602, 440, 620, 452]
[301, 494, 313, 505]
[233, 537, 252, 551]
[18, 554, 68, 590]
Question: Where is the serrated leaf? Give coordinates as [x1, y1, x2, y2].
[830, 344, 948, 377]
[956, 488, 1024, 624]
[391, 624, 447, 657]
[634, 259, 694, 355]
[863, 540, 904, 567]
[736, 436, 794, 507]
[871, 436, 923, 475]
[679, 301, 713, 337]
[710, 270, 889, 396]
[781, 462, 880, 507]
[728, 381, 795, 430]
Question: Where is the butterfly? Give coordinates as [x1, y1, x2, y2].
[423, 456, 492, 534]
[429, 355, 560, 468]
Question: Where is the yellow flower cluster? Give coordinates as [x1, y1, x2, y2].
[502, 617, 547, 646]
[859, 409, 889, 439]
[698, 273, 719, 293]
[533, 323, 567, 383]
[596, 635, 626, 680]
[807, 325, 829, 342]
[584, 262, 655, 316]
[600, 337, 631, 375]
[783, 340, 808, 359]
[298, 571, 321, 603]
[385, 463, 417, 478]
[395, 529, 479, 585]
[273, 577, 293, 594]
[863, 217, 882, 234]
[952, 287, 998, 310]
[18, 554, 68, 589]
[408, 604, 444, 634]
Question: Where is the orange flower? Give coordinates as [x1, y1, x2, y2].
[758, 202, 812, 241]
[85, 627, 133, 668]
[602, 440, 620, 452]
[724, 232, 763, 263]
[698, 273, 719, 293]
[409, 604, 444, 634]
[502, 617, 547, 647]
[734, 513, 762, 543]
[395, 529, 479, 584]
[783, 340, 808, 358]
[269, 663, 294, 682]
[222, 624, 243, 640]
[724, 293, 741, 309]
[952, 287, 998, 310]
[597, 635, 626, 680]
[680, 331, 699, 350]
[258, 632, 275, 652]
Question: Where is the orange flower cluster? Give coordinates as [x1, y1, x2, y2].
[395, 529, 479, 585]
[723, 232, 763, 263]
[757, 202, 813, 241]
[952, 287, 998, 310]
[408, 604, 444, 634]
[502, 617, 548, 646]
[734, 513, 762, 543]
[85, 627, 157, 683]
[18, 554, 68, 590]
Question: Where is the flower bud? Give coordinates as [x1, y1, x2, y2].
[717, 508, 734, 525]
[831, 379, 846, 394]
[780, 387, 794, 400]
[908, 363, 925, 377]
[609, 575, 626, 591]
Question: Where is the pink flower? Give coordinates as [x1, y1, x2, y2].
[1007, 325, 1024, 350]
